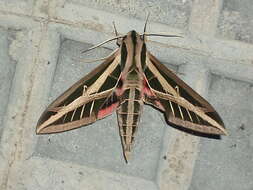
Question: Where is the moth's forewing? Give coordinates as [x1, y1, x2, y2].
[36, 51, 122, 134]
[143, 52, 227, 135]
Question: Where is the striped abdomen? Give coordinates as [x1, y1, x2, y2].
[116, 83, 143, 161]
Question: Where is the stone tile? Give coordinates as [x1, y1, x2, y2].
[189, 74, 253, 190]
[0, 0, 34, 15]
[0, 28, 17, 138]
[218, 0, 253, 44]
[33, 0, 50, 18]
[70, 0, 192, 30]
[0, 1, 253, 189]
[19, 157, 157, 190]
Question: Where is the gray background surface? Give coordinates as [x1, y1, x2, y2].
[0, 0, 252, 190]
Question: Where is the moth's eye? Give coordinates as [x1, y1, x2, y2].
[141, 43, 147, 70]
[120, 42, 127, 71]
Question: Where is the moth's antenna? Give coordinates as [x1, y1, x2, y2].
[81, 35, 125, 54]
[141, 33, 183, 38]
[72, 57, 108, 63]
[75, 49, 118, 63]
[142, 13, 183, 40]
[143, 13, 150, 34]
[113, 21, 121, 46]
[142, 13, 150, 41]
[113, 21, 118, 36]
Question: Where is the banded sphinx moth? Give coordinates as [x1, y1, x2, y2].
[36, 30, 227, 162]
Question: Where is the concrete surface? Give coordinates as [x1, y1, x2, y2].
[0, 0, 252, 190]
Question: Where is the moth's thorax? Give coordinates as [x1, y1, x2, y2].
[120, 30, 146, 79]
[122, 69, 144, 93]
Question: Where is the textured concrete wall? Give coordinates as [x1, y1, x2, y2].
[0, 0, 252, 190]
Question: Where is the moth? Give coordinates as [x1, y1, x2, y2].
[36, 29, 227, 162]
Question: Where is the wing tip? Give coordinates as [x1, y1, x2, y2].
[216, 123, 228, 136]
[36, 125, 46, 134]
[220, 128, 228, 136]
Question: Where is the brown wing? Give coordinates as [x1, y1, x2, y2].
[36, 51, 121, 134]
[143, 52, 227, 135]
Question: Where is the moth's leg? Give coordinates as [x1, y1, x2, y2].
[174, 85, 208, 113]
[175, 85, 180, 95]
[82, 85, 87, 95]
[174, 86, 185, 119]
[89, 100, 95, 116]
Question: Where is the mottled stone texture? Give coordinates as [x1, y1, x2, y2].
[218, 0, 253, 43]
[0, 0, 253, 190]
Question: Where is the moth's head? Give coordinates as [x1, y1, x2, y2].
[126, 30, 139, 39]
[118, 30, 144, 46]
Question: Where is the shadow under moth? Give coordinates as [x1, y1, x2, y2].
[36, 29, 227, 162]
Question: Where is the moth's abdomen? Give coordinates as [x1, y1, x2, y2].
[116, 86, 143, 161]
